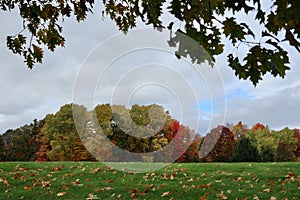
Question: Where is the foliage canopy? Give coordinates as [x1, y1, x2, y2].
[1, 0, 300, 85]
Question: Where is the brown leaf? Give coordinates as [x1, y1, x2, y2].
[104, 179, 115, 183]
[24, 185, 32, 190]
[3, 179, 10, 187]
[95, 187, 112, 192]
[198, 183, 207, 188]
[200, 195, 207, 200]
[42, 180, 51, 188]
[62, 185, 69, 190]
[52, 167, 61, 171]
[137, 187, 149, 195]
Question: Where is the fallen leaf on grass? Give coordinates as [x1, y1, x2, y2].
[57, 192, 67, 197]
[197, 183, 207, 188]
[52, 167, 61, 171]
[161, 191, 170, 197]
[94, 187, 112, 192]
[42, 180, 51, 188]
[104, 179, 115, 183]
[3, 179, 10, 187]
[170, 174, 174, 180]
[188, 178, 194, 182]
[24, 185, 32, 190]
[86, 193, 99, 200]
[200, 195, 207, 200]
[216, 191, 228, 199]
[263, 188, 270, 193]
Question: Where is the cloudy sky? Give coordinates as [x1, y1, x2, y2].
[0, 3, 300, 135]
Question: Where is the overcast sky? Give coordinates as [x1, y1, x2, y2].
[1, 3, 300, 135]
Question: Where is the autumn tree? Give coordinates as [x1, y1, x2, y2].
[92, 103, 194, 162]
[40, 104, 94, 161]
[276, 141, 296, 162]
[252, 123, 265, 131]
[0, 120, 41, 161]
[184, 134, 201, 162]
[232, 121, 248, 139]
[1, 1, 299, 85]
[246, 126, 297, 162]
[200, 125, 235, 162]
[293, 129, 300, 159]
[274, 128, 297, 161]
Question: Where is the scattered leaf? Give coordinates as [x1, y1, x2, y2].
[24, 185, 32, 190]
[263, 188, 270, 193]
[161, 191, 170, 197]
[57, 192, 67, 197]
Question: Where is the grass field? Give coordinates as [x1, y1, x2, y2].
[0, 162, 299, 199]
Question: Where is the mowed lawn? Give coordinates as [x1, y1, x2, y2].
[0, 162, 299, 199]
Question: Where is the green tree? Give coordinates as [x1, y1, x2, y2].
[273, 127, 297, 161]
[231, 137, 260, 162]
[246, 126, 297, 162]
[40, 104, 94, 161]
[1, 0, 299, 85]
[246, 126, 276, 161]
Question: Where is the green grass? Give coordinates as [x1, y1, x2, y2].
[0, 162, 299, 199]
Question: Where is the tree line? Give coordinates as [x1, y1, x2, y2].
[1, 104, 300, 162]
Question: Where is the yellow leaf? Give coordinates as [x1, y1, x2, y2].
[170, 174, 174, 180]
[263, 188, 270, 193]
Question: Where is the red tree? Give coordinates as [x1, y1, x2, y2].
[252, 123, 265, 131]
[200, 126, 235, 162]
